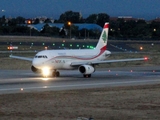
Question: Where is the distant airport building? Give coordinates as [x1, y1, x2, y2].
[150, 17, 160, 22]
[26, 23, 102, 32]
[110, 16, 144, 22]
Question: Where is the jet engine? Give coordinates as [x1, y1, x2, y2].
[78, 65, 95, 74]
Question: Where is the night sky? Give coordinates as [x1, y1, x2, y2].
[0, 0, 159, 20]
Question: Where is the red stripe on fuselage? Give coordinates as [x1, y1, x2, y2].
[45, 46, 107, 62]
[104, 24, 109, 29]
[52, 49, 105, 60]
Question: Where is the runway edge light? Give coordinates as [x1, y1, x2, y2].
[144, 57, 149, 60]
[7, 46, 18, 50]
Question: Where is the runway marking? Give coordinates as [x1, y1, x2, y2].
[0, 79, 160, 92]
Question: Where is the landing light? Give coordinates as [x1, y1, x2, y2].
[42, 67, 50, 77]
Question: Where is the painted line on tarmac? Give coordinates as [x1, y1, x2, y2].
[0, 79, 160, 92]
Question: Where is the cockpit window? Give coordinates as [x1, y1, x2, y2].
[38, 56, 42, 58]
[35, 55, 48, 58]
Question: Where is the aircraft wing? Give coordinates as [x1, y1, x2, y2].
[9, 55, 33, 61]
[71, 57, 148, 66]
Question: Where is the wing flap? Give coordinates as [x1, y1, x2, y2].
[9, 55, 33, 61]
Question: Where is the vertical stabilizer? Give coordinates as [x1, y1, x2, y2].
[95, 22, 109, 50]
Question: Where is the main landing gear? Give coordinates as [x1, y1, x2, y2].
[83, 74, 91, 78]
[52, 70, 60, 77]
[49, 70, 92, 78]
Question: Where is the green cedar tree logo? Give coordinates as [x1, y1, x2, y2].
[102, 31, 107, 43]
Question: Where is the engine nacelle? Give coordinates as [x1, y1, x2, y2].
[78, 65, 95, 74]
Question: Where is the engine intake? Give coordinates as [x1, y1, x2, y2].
[78, 65, 95, 74]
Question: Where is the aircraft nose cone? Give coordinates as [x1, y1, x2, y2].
[32, 58, 46, 68]
[32, 58, 40, 67]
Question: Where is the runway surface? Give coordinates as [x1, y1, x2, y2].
[0, 66, 160, 94]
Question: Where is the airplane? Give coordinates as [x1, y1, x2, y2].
[10, 22, 148, 78]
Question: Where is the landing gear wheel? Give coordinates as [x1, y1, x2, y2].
[52, 71, 55, 77]
[56, 71, 60, 77]
[52, 70, 60, 77]
[83, 74, 91, 78]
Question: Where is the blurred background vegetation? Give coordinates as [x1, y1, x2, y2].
[0, 10, 160, 40]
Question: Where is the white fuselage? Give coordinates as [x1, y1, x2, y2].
[32, 49, 111, 70]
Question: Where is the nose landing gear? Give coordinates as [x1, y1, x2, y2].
[52, 70, 60, 77]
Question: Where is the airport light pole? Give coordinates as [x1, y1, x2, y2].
[27, 20, 32, 36]
[83, 22, 86, 40]
[68, 21, 71, 39]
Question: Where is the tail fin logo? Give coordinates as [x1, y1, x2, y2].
[102, 31, 107, 43]
[95, 22, 109, 50]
